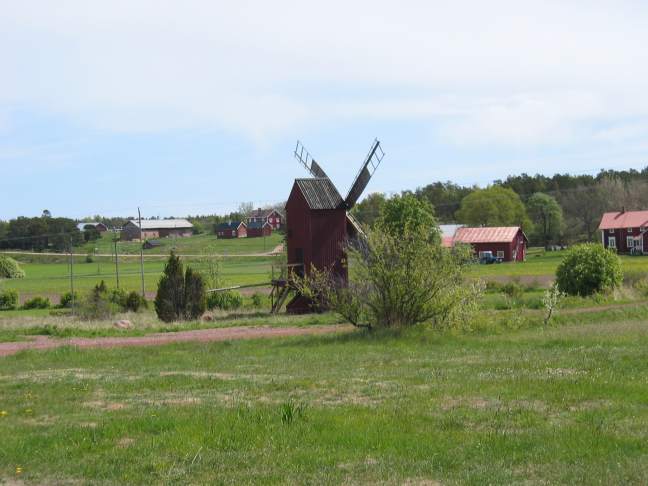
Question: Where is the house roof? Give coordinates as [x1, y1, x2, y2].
[294, 178, 345, 210]
[248, 208, 282, 219]
[453, 226, 526, 244]
[215, 221, 246, 231]
[247, 221, 271, 230]
[128, 219, 193, 230]
[598, 210, 648, 230]
[439, 224, 464, 248]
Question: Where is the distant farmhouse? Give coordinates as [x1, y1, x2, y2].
[247, 208, 283, 230]
[215, 221, 247, 239]
[599, 209, 648, 254]
[247, 220, 272, 238]
[121, 219, 193, 241]
[77, 222, 108, 233]
[441, 225, 528, 262]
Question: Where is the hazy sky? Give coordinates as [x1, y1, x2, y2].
[1, 1, 648, 219]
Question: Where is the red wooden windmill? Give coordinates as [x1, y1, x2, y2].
[272, 139, 385, 313]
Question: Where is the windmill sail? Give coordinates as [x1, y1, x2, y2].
[344, 139, 384, 209]
[294, 140, 330, 179]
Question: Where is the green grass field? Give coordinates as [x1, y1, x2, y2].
[1, 307, 647, 484]
[0, 256, 277, 300]
[77, 232, 284, 256]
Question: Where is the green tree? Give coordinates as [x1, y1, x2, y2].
[456, 186, 531, 229]
[526, 192, 564, 248]
[351, 192, 387, 227]
[378, 193, 440, 242]
[154, 252, 206, 322]
[555, 244, 622, 296]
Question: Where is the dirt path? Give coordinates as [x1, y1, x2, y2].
[0, 324, 351, 358]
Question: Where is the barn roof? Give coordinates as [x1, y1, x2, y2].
[248, 208, 282, 219]
[128, 219, 193, 230]
[599, 210, 648, 230]
[247, 221, 271, 229]
[216, 221, 246, 230]
[453, 226, 526, 244]
[294, 178, 345, 210]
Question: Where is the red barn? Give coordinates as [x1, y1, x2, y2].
[449, 226, 527, 262]
[215, 221, 247, 239]
[599, 210, 648, 254]
[247, 220, 272, 238]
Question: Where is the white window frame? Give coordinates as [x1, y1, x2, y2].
[627, 236, 634, 248]
[608, 236, 616, 249]
[627, 228, 633, 233]
[609, 229, 614, 234]
[478, 251, 491, 258]
[497, 251, 505, 259]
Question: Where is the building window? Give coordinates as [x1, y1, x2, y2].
[497, 251, 505, 259]
[608, 236, 616, 248]
[232, 230, 236, 237]
[628, 228, 633, 233]
[608, 229, 614, 234]
[627, 236, 634, 248]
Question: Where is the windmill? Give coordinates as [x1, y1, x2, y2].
[271, 139, 385, 313]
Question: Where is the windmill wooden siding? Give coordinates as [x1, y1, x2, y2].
[285, 179, 348, 313]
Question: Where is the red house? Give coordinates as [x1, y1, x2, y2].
[247, 208, 283, 230]
[247, 221, 272, 238]
[285, 178, 353, 312]
[447, 226, 527, 262]
[599, 210, 648, 254]
[215, 221, 247, 239]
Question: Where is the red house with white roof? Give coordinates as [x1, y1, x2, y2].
[443, 226, 528, 262]
[598, 210, 648, 254]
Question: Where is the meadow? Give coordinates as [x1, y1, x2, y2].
[1, 305, 647, 484]
[77, 232, 284, 256]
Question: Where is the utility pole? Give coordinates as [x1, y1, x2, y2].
[113, 236, 120, 289]
[138, 207, 145, 298]
[68, 237, 75, 314]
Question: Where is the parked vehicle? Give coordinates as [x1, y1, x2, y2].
[479, 251, 503, 264]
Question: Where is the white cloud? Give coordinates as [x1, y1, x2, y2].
[1, 0, 648, 147]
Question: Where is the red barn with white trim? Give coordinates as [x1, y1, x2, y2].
[445, 226, 527, 262]
[599, 210, 648, 254]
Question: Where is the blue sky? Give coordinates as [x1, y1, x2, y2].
[2, 1, 648, 220]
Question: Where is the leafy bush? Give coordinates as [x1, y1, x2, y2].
[206, 290, 243, 311]
[251, 292, 265, 308]
[556, 244, 623, 296]
[85, 253, 94, 263]
[296, 224, 481, 330]
[108, 288, 128, 308]
[0, 256, 25, 279]
[501, 282, 524, 301]
[0, 289, 18, 310]
[59, 291, 78, 308]
[79, 280, 116, 320]
[22, 296, 51, 310]
[125, 291, 147, 312]
[154, 252, 206, 322]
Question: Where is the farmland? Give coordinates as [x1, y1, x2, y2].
[77, 232, 284, 256]
[1, 305, 647, 484]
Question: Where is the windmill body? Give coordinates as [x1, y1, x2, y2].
[281, 140, 384, 314]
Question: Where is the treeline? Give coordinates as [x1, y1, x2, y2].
[352, 167, 648, 246]
[0, 215, 84, 251]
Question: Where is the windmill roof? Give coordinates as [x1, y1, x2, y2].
[295, 178, 345, 210]
[453, 226, 526, 244]
[128, 219, 193, 230]
[599, 210, 648, 230]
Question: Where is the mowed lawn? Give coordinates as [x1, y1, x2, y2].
[1, 316, 647, 484]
